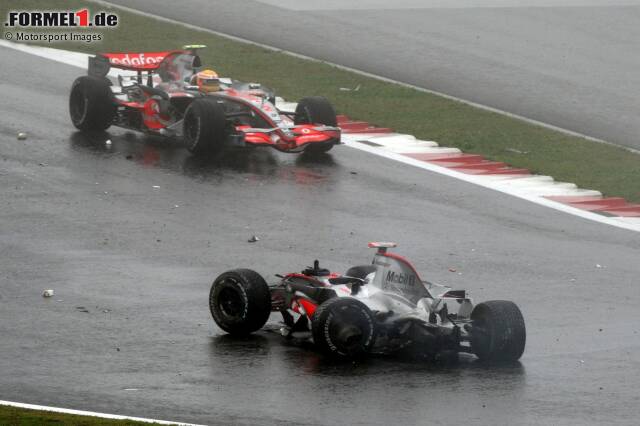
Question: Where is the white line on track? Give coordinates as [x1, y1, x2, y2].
[341, 137, 640, 232]
[1, 38, 639, 232]
[0, 400, 205, 426]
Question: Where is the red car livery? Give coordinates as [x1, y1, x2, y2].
[69, 47, 341, 155]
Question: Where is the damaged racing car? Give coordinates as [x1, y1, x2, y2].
[69, 46, 340, 155]
[209, 242, 526, 361]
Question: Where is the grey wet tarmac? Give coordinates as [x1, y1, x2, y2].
[1, 46, 639, 425]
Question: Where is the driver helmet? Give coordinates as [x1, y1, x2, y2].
[193, 69, 220, 93]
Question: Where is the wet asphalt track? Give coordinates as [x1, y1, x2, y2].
[1, 47, 640, 425]
[106, 0, 640, 150]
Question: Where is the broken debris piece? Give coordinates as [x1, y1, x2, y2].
[17, 132, 27, 140]
[248, 235, 259, 243]
[42, 289, 54, 297]
[339, 84, 361, 92]
[505, 147, 528, 155]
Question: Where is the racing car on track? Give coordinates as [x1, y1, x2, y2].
[68, 46, 340, 155]
[209, 243, 526, 361]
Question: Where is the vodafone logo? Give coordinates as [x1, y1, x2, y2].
[108, 53, 167, 67]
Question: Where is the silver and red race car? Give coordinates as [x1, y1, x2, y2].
[68, 46, 340, 155]
[209, 243, 526, 362]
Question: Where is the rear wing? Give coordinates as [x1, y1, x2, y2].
[87, 50, 189, 79]
[101, 51, 184, 70]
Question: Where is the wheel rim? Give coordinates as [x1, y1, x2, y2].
[217, 283, 245, 319]
[184, 109, 201, 147]
[334, 324, 364, 347]
[327, 305, 371, 353]
[299, 106, 312, 124]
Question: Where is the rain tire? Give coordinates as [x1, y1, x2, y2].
[312, 297, 376, 359]
[295, 96, 338, 153]
[69, 76, 115, 131]
[209, 269, 271, 336]
[470, 300, 526, 362]
[183, 97, 228, 155]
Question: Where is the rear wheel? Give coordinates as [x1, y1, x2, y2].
[470, 300, 526, 362]
[183, 97, 228, 155]
[295, 96, 338, 153]
[312, 297, 376, 359]
[69, 76, 115, 131]
[209, 269, 271, 336]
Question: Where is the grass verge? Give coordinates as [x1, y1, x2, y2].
[0, 405, 170, 425]
[2, 0, 640, 202]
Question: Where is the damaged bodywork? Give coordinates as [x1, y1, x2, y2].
[209, 242, 526, 361]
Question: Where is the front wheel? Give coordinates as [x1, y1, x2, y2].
[470, 300, 526, 362]
[295, 96, 338, 153]
[312, 297, 376, 359]
[183, 97, 228, 155]
[209, 269, 271, 336]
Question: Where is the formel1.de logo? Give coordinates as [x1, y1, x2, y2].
[4, 10, 118, 28]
